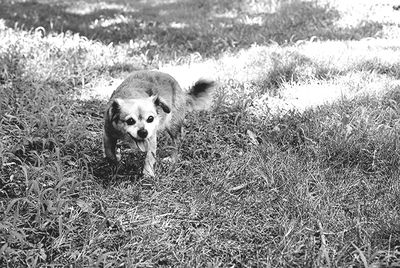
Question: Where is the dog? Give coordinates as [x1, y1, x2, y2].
[103, 70, 214, 177]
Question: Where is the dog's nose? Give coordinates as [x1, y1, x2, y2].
[137, 128, 148, 139]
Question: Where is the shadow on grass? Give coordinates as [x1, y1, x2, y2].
[0, 0, 383, 59]
[0, 84, 143, 198]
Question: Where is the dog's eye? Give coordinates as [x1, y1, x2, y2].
[126, 118, 136, 125]
[147, 116, 154, 123]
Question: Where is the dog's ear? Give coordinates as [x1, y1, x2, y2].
[109, 99, 122, 121]
[152, 95, 171, 114]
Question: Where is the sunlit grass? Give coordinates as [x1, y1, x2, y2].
[160, 38, 400, 118]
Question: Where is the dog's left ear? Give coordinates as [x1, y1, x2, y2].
[109, 98, 122, 122]
[152, 95, 171, 114]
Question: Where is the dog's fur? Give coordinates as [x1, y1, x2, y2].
[103, 70, 214, 177]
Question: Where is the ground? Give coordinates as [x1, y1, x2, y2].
[1, 0, 400, 267]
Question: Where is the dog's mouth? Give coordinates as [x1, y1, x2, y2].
[128, 133, 148, 152]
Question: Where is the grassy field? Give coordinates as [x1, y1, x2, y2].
[1, 0, 400, 267]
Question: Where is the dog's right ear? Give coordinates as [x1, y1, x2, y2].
[108, 99, 122, 122]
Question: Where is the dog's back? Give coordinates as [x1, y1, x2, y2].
[110, 70, 186, 108]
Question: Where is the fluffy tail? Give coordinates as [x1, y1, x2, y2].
[187, 80, 214, 111]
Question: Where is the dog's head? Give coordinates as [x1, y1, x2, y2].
[107, 95, 170, 142]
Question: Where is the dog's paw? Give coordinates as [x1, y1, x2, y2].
[104, 153, 121, 164]
[162, 151, 180, 163]
[161, 155, 178, 163]
[143, 165, 155, 178]
[116, 148, 121, 162]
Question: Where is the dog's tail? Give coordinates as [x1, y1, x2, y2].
[186, 80, 215, 111]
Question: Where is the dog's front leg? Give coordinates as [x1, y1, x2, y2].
[143, 134, 157, 177]
[103, 131, 120, 163]
[164, 125, 183, 163]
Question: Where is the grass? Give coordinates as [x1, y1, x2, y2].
[1, 0, 400, 267]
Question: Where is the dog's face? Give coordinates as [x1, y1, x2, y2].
[108, 95, 170, 142]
